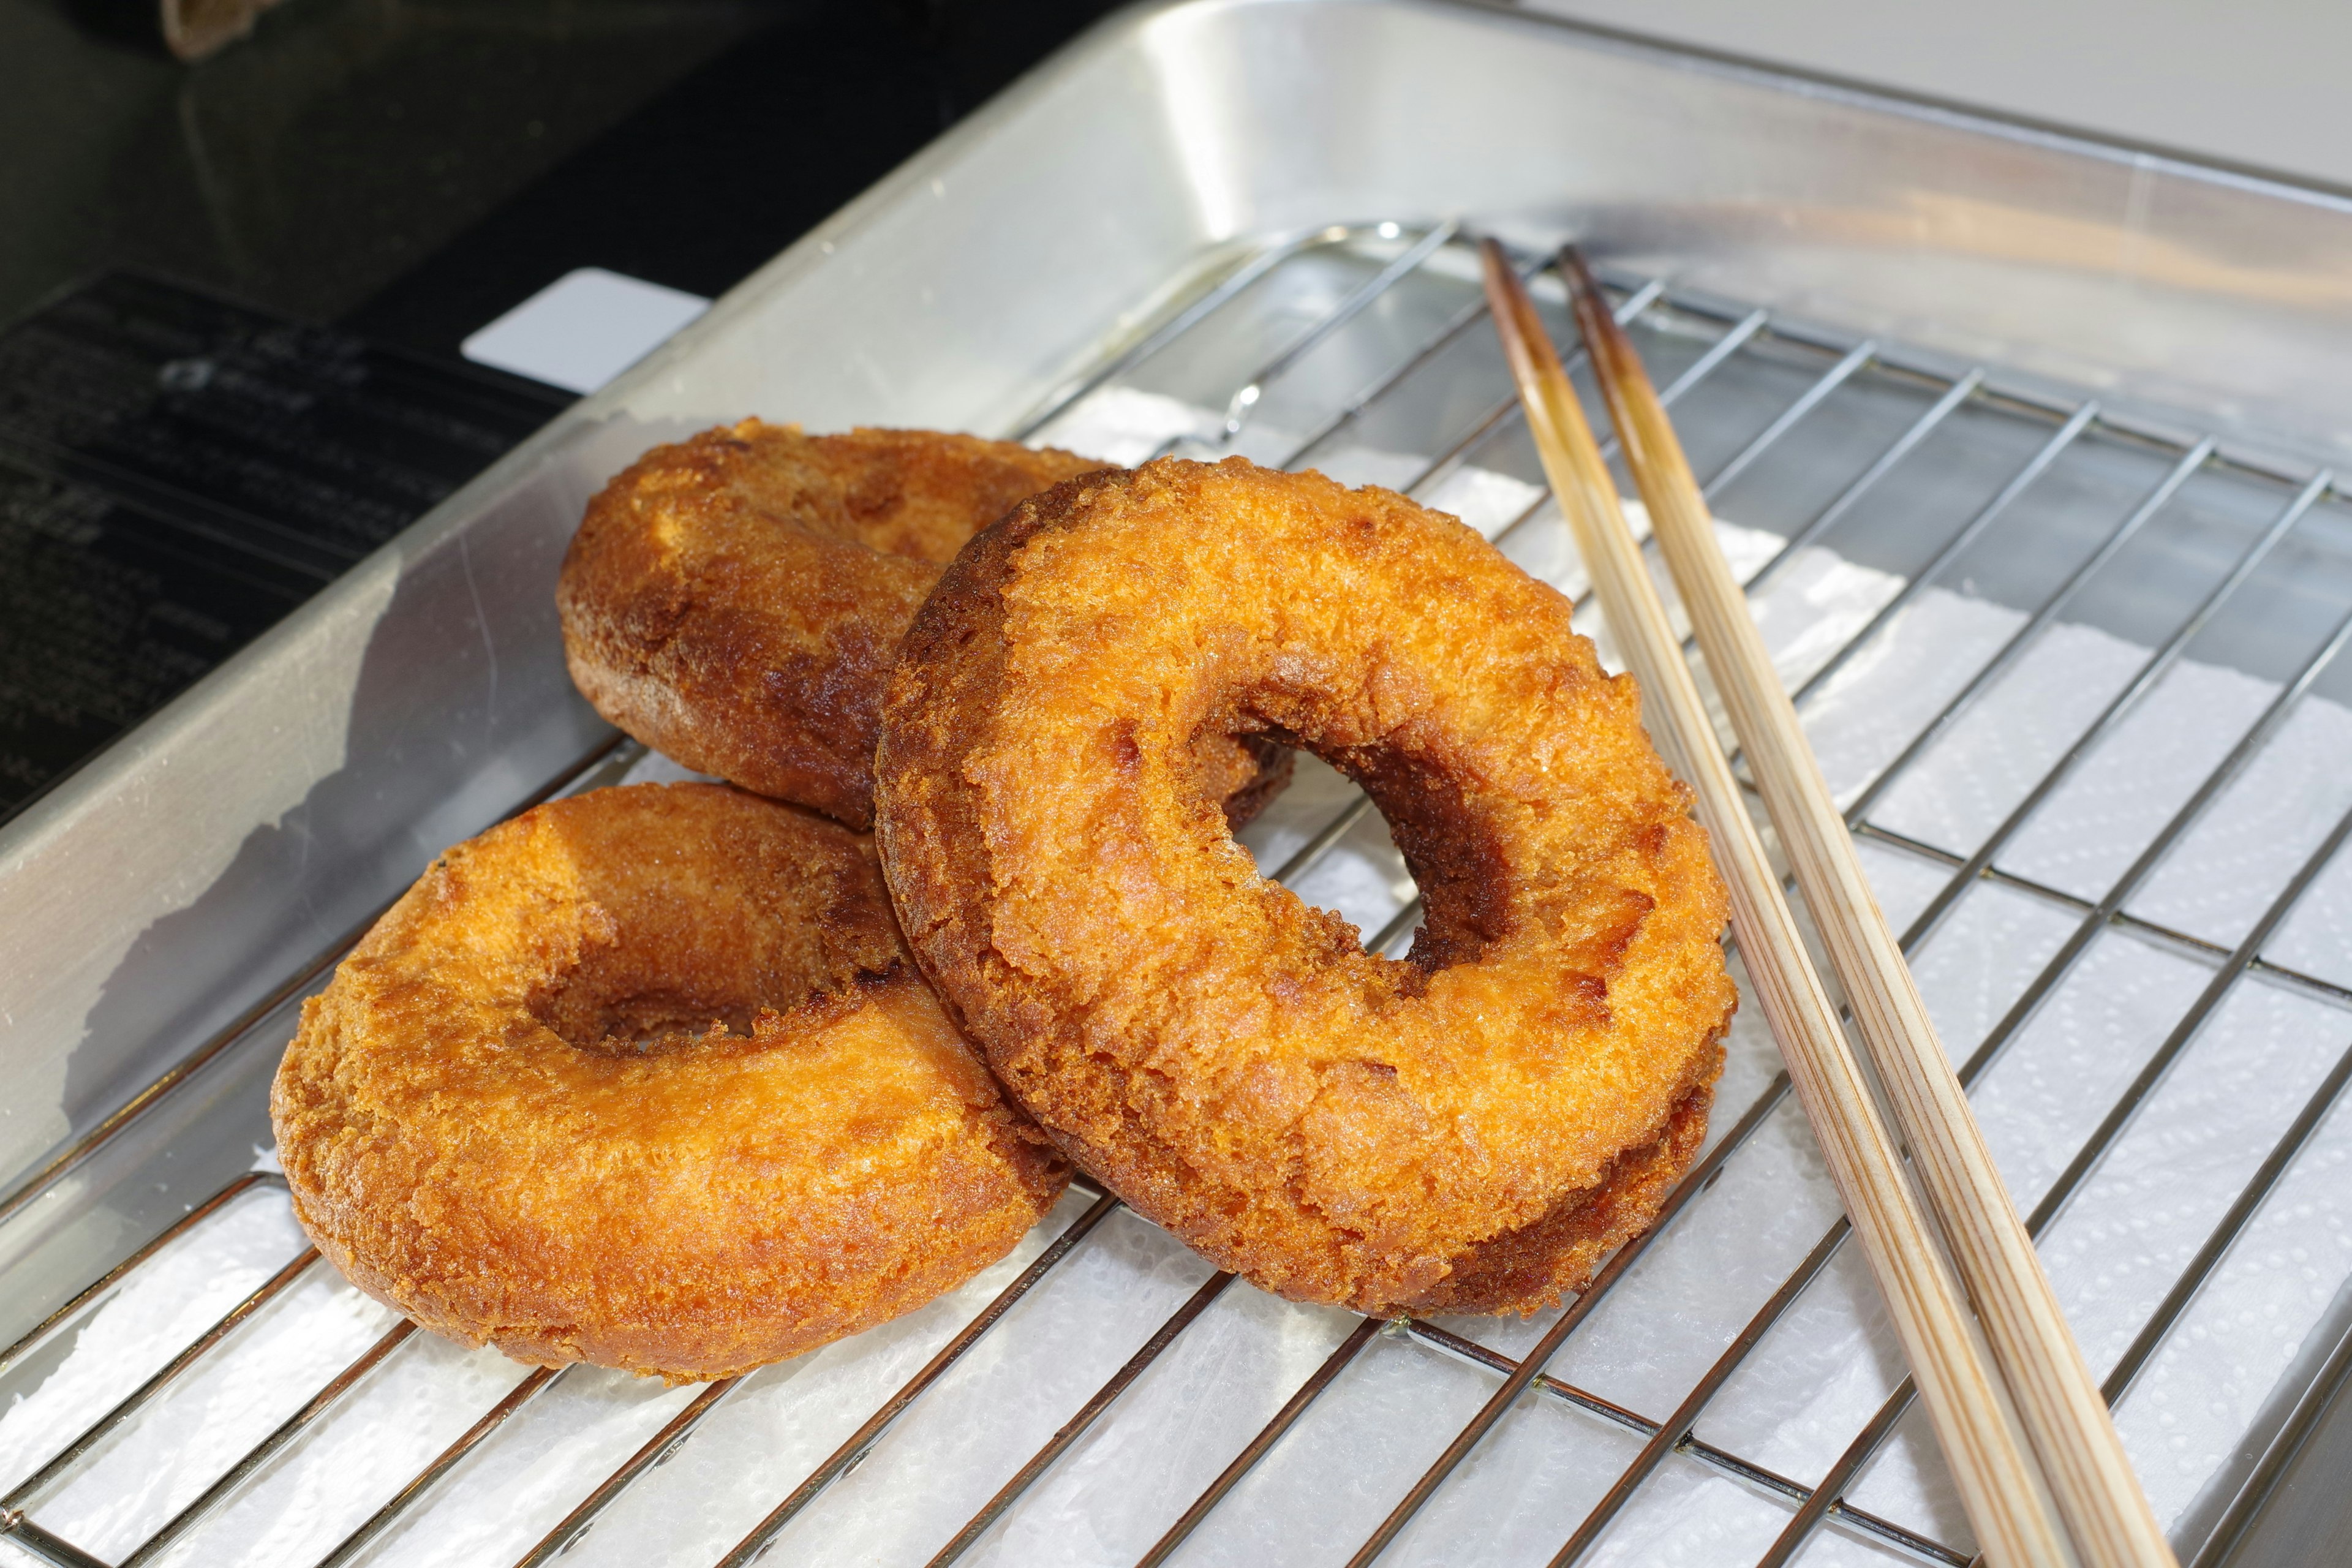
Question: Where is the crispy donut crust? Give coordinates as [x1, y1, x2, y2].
[558, 423, 1290, 830]
[271, 783, 1068, 1381]
[876, 458, 1735, 1316]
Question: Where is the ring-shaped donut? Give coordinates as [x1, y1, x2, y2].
[272, 782, 1067, 1380]
[558, 423, 1290, 830]
[876, 458, 1734, 1314]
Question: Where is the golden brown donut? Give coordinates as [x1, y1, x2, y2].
[876, 458, 1735, 1316]
[558, 423, 1291, 830]
[271, 782, 1067, 1381]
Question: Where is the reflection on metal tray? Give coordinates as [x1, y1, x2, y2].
[4, 4, 2352, 1566]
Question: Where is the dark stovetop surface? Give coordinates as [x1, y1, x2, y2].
[0, 0, 1123, 826]
[3, 0, 1126, 352]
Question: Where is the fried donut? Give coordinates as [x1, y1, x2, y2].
[558, 423, 1292, 830]
[876, 458, 1735, 1316]
[271, 782, 1067, 1381]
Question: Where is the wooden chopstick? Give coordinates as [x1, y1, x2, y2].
[1558, 244, 2175, 1568]
[1478, 241, 2071, 1568]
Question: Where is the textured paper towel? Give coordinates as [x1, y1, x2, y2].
[6, 384, 2351, 1567]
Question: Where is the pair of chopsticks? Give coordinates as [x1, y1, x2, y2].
[1480, 242, 2176, 1568]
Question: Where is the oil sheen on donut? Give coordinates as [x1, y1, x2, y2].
[559, 423, 1290, 831]
[271, 783, 1068, 1381]
[876, 458, 1735, 1316]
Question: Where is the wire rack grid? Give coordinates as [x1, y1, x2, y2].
[4, 222, 2352, 1568]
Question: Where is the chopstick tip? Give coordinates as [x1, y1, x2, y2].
[1478, 240, 1532, 334]
[1560, 243, 1642, 382]
[1558, 244, 1603, 308]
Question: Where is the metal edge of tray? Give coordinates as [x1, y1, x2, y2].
[1500, 0, 2352, 213]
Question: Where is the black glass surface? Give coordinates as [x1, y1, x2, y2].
[0, 0, 1122, 824]
[0, 273, 566, 821]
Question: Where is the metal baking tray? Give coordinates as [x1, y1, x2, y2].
[7, 2, 2352, 1564]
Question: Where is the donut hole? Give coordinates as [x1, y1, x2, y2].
[1324, 739, 1511, 973]
[1210, 706, 1507, 982]
[524, 809, 859, 1055]
[531, 973, 761, 1056]
[529, 932, 786, 1055]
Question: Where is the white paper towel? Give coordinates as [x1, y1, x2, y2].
[7, 385, 2351, 1568]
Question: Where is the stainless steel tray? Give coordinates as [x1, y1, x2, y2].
[6, 2, 2352, 1564]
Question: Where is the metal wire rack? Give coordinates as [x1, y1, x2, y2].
[5, 221, 2352, 1568]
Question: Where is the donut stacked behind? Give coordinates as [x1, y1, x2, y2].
[558, 423, 1291, 830]
[876, 457, 1737, 1317]
[271, 783, 1067, 1382]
